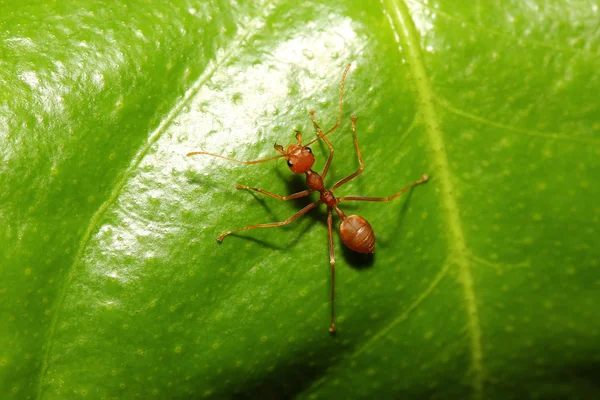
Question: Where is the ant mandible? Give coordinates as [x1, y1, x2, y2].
[187, 64, 429, 333]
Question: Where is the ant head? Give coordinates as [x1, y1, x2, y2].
[274, 130, 315, 174]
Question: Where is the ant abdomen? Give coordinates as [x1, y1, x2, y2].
[339, 215, 375, 254]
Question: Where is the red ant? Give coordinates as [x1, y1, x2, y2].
[187, 64, 428, 333]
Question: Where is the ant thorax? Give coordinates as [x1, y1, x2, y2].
[305, 169, 325, 191]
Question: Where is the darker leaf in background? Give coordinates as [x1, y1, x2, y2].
[1, 1, 598, 399]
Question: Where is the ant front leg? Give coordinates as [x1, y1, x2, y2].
[304, 63, 351, 146]
[309, 110, 335, 179]
[332, 115, 364, 191]
[236, 185, 313, 201]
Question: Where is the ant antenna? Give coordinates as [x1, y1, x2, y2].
[186, 151, 286, 164]
[305, 63, 352, 147]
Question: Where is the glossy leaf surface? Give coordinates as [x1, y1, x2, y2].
[1, 1, 599, 399]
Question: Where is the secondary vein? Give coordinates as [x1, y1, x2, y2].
[34, 22, 262, 400]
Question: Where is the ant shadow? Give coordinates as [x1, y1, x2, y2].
[192, 165, 414, 272]
[222, 170, 318, 250]
[185, 172, 212, 187]
[376, 187, 416, 249]
[342, 246, 375, 270]
[272, 170, 376, 270]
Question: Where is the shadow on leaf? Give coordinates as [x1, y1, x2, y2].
[341, 245, 375, 270]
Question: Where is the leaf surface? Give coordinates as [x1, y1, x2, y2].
[1, 1, 599, 399]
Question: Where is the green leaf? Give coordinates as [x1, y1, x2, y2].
[1, 0, 599, 399]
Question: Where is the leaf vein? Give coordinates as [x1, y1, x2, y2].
[304, 261, 451, 396]
[437, 97, 600, 145]
[352, 260, 451, 358]
[34, 22, 264, 400]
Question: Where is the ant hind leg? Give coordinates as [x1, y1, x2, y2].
[217, 202, 319, 242]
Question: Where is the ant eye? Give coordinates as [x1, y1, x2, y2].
[305, 147, 312, 153]
[287, 160, 293, 167]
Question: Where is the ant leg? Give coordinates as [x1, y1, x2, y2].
[327, 210, 336, 334]
[236, 185, 313, 201]
[304, 63, 352, 146]
[337, 174, 429, 204]
[332, 115, 364, 191]
[217, 201, 319, 242]
[309, 110, 335, 179]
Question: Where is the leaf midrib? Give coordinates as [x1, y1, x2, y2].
[384, 0, 484, 398]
